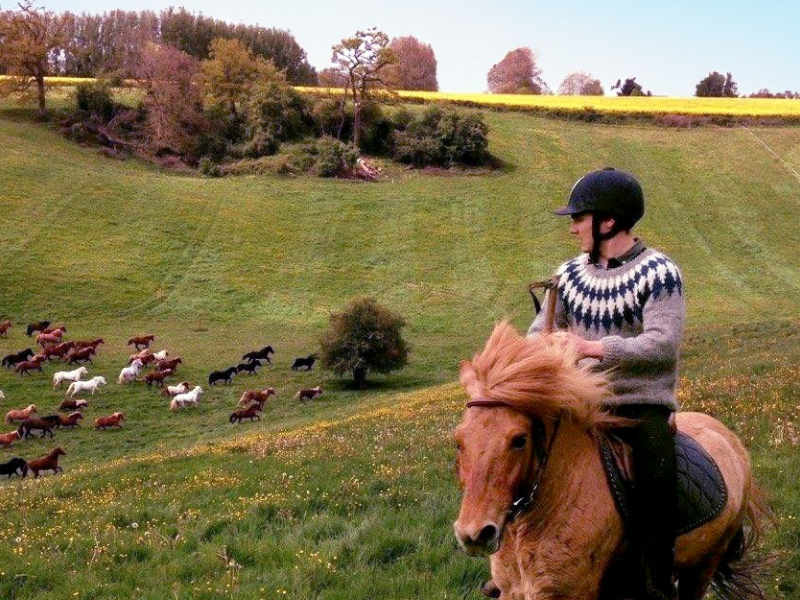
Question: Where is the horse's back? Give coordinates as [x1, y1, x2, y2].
[674, 412, 751, 566]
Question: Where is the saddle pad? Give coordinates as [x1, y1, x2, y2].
[600, 431, 728, 536]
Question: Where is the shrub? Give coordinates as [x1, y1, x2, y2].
[319, 297, 409, 388]
[73, 81, 115, 122]
[315, 137, 358, 178]
[391, 106, 489, 167]
[198, 156, 222, 177]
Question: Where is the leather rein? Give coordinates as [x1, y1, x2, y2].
[465, 398, 562, 523]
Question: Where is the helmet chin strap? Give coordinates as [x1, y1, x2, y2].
[590, 212, 626, 265]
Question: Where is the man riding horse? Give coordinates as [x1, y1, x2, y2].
[526, 167, 684, 600]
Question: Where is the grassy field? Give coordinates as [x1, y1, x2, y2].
[0, 101, 798, 599]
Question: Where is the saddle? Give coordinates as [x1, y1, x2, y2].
[600, 431, 727, 536]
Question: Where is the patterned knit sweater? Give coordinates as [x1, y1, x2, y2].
[528, 246, 685, 410]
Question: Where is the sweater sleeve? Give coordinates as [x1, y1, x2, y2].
[600, 282, 685, 368]
[527, 288, 569, 338]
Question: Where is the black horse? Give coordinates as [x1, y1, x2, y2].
[26, 320, 50, 337]
[2, 348, 34, 368]
[0, 458, 27, 478]
[208, 366, 237, 385]
[242, 345, 274, 364]
[291, 354, 318, 371]
[235, 360, 262, 375]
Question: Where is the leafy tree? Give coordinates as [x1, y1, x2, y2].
[611, 77, 647, 97]
[695, 71, 737, 97]
[318, 66, 348, 88]
[320, 297, 409, 388]
[557, 71, 603, 96]
[331, 28, 398, 148]
[0, 0, 67, 118]
[384, 36, 438, 91]
[135, 42, 204, 156]
[487, 47, 547, 94]
[201, 37, 275, 121]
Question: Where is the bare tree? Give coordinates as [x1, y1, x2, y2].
[384, 35, 438, 91]
[558, 71, 604, 96]
[330, 28, 397, 147]
[487, 47, 547, 94]
[0, 0, 67, 118]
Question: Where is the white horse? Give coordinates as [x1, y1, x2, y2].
[170, 386, 203, 410]
[118, 359, 143, 384]
[152, 350, 169, 360]
[67, 376, 107, 397]
[162, 381, 190, 397]
[53, 366, 88, 388]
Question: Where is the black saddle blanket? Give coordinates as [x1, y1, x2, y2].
[600, 431, 727, 536]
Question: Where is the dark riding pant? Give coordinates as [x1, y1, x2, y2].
[611, 404, 678, 600]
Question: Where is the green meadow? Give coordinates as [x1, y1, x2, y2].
[0, 100, 798, 599]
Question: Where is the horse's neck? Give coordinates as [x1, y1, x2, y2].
[515, 421, 607, 536]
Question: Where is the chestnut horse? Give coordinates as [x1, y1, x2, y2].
[454, 322, 769, 600]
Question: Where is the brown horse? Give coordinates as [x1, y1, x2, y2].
[128, 334, 155, 350]
[0, 320, 11, 337]
[453, 322, 770, 600]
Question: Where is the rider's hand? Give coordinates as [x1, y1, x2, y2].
[549, 331, 605, 360]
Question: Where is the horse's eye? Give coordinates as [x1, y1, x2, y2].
[510, 434, 528, 450]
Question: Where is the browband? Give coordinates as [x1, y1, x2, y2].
[465, 398, 516, 409]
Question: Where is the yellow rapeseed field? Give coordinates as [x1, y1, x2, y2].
[302, 86, 800, 117]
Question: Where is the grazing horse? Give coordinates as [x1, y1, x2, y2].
[128, 334, 155, 350]
[229, 404, 262, 424]
[2, 348, 34, 368]
[453, 322, 771, 600]
[53, 367, 88, 388]
[0, 320, 11, 337]
[66, 376, 106, 397]
[0, 457, 27, 478]
[27, 447, 66, 478]
[26, 321, 50, 337]
[295, 386, 323, 401]
[243, 345, 274, 364]
[238, 387, 276, 407]
[0, 430, 21, 448]
[208, 367, 237, 386]
[5, 405, 38, 423]
[291, 354, 317, 371]
[94, 412, 125, 430]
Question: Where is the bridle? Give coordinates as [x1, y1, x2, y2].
[465, 398, 562, 523]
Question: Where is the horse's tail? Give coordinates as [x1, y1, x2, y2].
[710, 481, 776, 600]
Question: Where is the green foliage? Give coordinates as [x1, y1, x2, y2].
[696, 71, 738, 98]
[320, 297, 409, 386]
[392, 106, 489, 167]
[72, 80, 115, 122]
[314, 136, 358, 177]
[244, 80, 311, 148]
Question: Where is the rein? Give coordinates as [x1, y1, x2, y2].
[466, 399, 562, 523]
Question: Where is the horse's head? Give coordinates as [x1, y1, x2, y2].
[453, 401, 538, 556]
[54, 447, 66, 457]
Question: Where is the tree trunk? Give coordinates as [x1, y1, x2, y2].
[353, 367, 367, 390]
[36, 75, 46, 119]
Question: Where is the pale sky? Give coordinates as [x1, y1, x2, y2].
[44, 0, 800, 96]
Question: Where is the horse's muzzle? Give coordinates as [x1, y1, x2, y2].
[453, 521, 501, 556]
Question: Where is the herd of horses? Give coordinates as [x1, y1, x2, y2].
[0, 320, 326, 483]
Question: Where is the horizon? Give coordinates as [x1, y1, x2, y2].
[38, 0, 800, 97]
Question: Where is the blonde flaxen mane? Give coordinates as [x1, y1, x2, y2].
[459, 321, 622, 429]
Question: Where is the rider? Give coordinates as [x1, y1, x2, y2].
[528, 167, 684, 600]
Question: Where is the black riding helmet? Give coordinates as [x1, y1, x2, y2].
[555, 168, 645, 263]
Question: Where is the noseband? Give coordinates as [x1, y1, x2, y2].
[466, 399, 562, 523]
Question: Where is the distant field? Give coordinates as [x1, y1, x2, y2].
[0, 101, 798, 599]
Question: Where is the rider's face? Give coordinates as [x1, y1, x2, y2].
[569, 213, 594, 253]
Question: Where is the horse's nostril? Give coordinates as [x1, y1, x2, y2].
[477, 524, 499, 545]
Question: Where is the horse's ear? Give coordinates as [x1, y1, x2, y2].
[459, 360, 480, 396]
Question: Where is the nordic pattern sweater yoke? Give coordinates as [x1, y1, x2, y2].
[528, 247, 685, 411]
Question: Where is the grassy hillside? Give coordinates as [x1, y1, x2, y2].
[0, 104, 798, 599]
